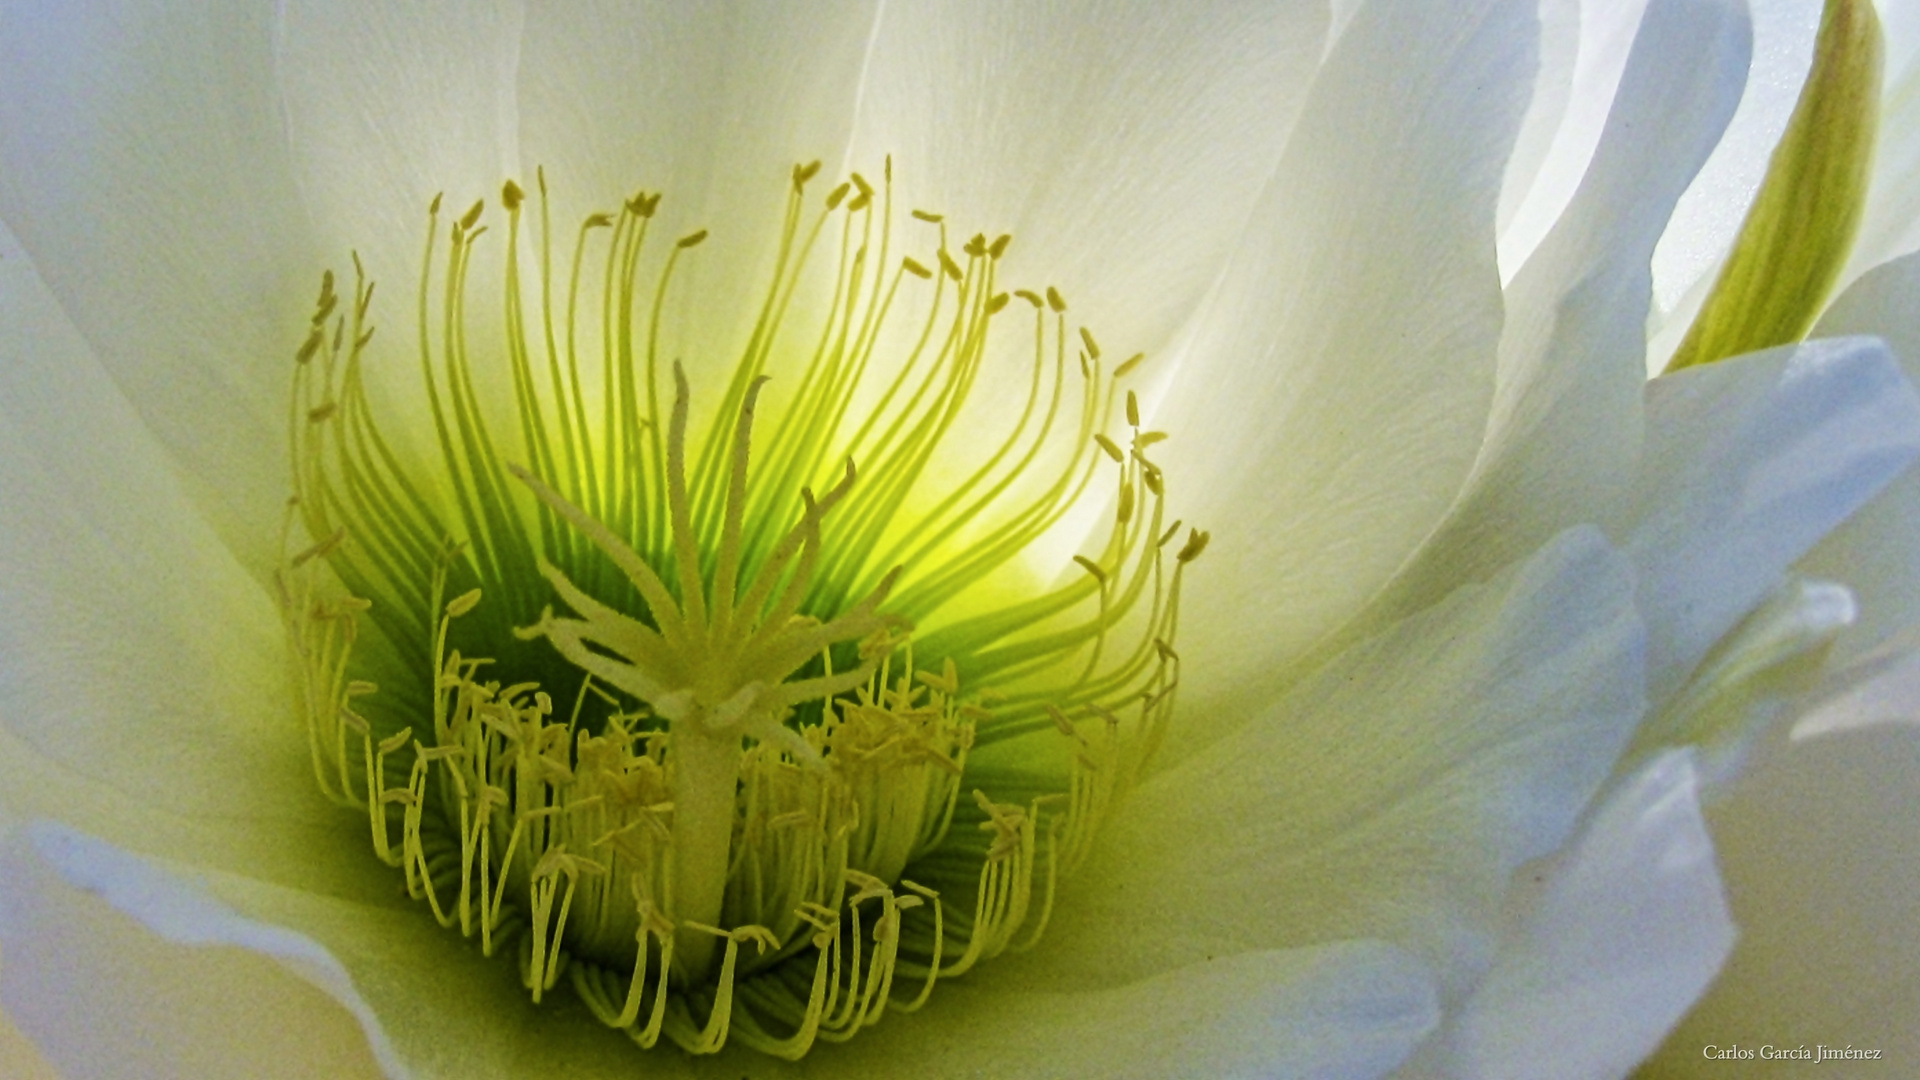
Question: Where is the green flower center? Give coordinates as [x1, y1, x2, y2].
[277, 159, 1206, 1057]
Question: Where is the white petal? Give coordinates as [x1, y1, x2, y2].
[1639, 721, 1920, 1070]
[1648, 0, 1823, 328]
[1151, 0, 1538, 731]
[1623, 335, 1920, 706]
[0, 3, 319, 563]
[515, 1, 874, 205]
[1403, 751, 1732, 1080]
[1349, 0, 1750, 643]
[1801, 251, 1920, 666]
[221, 845, 1439, 1080]
[5, 815, 1441, 1080]
[0, 223, 369, 892]
[274, 0, 527, 286]
[819, 942, 1439, 1080]
[840, 0, 1329, 366]
[1640, 576, 1854, 787]
[1039, 527, 1644, 998]
[0, 822, 393, 1080]
[511, 0, 885, 379]
[1496, 0, 1654, 278]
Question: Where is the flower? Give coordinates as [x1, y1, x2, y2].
[0, 1, 1915, 1078]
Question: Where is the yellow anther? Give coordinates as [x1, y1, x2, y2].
[445, 588, 483, 618]
[1073, 555, 1107, 585]
[1125, 390, 1139, 427]
[1114, 352, 1146, 378]
[295, 328, 324, 364]
[280, 160, 1200, 1060]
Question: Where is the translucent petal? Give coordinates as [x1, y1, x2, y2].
[1404, 751, 1732, 1080]
[1042, 527, 1644, 999]
[840, 0, 1329, 369]
[17, 822, 1440, 1080]
[1150, 0, 1537, 734]
[0, 1, 318, 563]
[1641, 722, 1920, 1070]
[1649, 0, 1824, 337]
[0, 223, 377, 896]
[512, 0, 882, 373]
[1343, 0, 1750, 647]
[0, 823, 391, 1080]
[1802, 250, 1920, 665]
[819, 941, 1439, 1080]
[1622, 335, 1920, 706]
[273, 0, 528, 300]
[1497, 0, 1652, 278]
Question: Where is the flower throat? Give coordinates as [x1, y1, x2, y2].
[278, 158, 1206, 1057]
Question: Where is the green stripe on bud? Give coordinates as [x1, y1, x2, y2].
[1665, 0, 1883, 374]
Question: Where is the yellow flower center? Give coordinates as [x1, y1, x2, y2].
[276, 159, 1206, 1057]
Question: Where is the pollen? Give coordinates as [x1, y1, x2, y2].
[275, 160, 1202, 1057]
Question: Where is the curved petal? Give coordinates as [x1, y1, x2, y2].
[1149, 0, 1538, 735]
[0, 1, 318, 565]
[819, 941, 1439, 1080]
[1401, 751, 1732, 1080]
[274, 0, 528, 296]
[511, 0, 883, 378]
[1036, 527, 1645, 999]
[1802, 250, 1920, 665]
[1640, 722, 1920, 1072]
[1496, 0, 1653, 278]
[839, 0, 1329, 369]
[1622, 335, 1920, 706]
[0, 823, 390, 1080]
[1342, 0, 1750, 648]
[219, 845, 1439, 1080]
[1648, 0, 1824, 360]
[0, 222, 377, 895]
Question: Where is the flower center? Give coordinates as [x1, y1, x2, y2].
[277, 160, 1206, 1057]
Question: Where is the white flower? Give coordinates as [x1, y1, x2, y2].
[0, 1, 1913, 1078]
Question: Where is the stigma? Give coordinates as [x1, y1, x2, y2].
[276, 159, 1205, 1057]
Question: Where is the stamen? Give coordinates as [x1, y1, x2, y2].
[276, 161, 1204, 1057]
